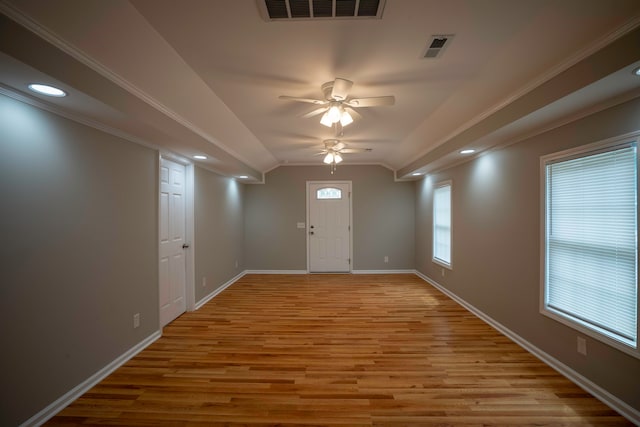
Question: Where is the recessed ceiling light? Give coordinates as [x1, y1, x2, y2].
[193, 155, 207, 160]
[28, 83, 67, 97]
[633, 66, 640, 76]
[412, 172, 423, 176]
[460, 149, 475, 154]
[237, 175, 249, 179]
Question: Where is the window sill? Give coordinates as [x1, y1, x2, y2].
[432, 258, 452, 270]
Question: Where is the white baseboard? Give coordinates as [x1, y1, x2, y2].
[413, 271, 640, 426]
[244, 270, 415, 275]
[21, 331, 161, 427]
[245, 270, 308, 274]
[194, 271, 247, 310]
[352, 269, 415, 274]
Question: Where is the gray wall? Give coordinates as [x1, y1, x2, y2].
[415, 97, 640, 412]
[194, 166, 244, 300]
[244, 165, 415, 271]
[0, 94, 159, 426]
[5, 82, 638, 424]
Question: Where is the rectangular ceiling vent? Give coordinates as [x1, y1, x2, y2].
[259, 0, 386, 21]
[423, 34, 454, 59]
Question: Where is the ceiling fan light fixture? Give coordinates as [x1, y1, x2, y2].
[334, 153, 343, 164]
[320, 112, 333, 127]
[340, 110, 353, 126]
[327, 104, 342, 123]
[323, 153, 334, 164]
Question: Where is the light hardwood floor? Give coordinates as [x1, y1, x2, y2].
[46, 274, 632, 426]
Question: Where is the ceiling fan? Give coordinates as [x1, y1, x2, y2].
[315, 139, 372, 173]
[279, 78, 395, 130]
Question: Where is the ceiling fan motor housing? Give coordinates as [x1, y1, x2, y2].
[321, 81, 338, 100]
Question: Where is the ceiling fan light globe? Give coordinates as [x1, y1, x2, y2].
[320, 112, 333, 127]
[323, 153, 334, 164]
[334, 153, 343, 164]
[328, 105, 342, 123]
[340, 110, 353, 126]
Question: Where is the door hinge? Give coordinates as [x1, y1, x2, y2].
[348, 258, 351, 264]
[348, 225, 351, 231]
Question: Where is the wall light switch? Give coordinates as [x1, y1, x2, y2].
[297, 222, 306, 229]
[577, 336, 587, 355]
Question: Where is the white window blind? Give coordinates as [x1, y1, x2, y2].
[433, 183, 452, 266]
[544, 143, 637, 348]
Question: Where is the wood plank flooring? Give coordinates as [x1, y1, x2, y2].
[46, 274, 632, 426]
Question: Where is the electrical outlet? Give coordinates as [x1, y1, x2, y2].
[202, 276, 207, 287]
[235, 260, 238, 268]
[441, 268, 445, 277]
[384, 256, 389, 263]
[133, 313, 140, 329]
[577, 336, 587, 355]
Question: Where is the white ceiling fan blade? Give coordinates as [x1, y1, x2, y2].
[340, 148, 369, 153]
[313, 151, 328, 156]
[344, 106, 362, 120]
[331, 78, 353, 100]
[347, 96, 395, 107]
[279, 95, 327, 105]
[301, 107, 328, 118]
[333, 142, 346, 151]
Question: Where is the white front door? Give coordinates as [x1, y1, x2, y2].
[159, 158, 187, 327]
[308, 182, 351, 272]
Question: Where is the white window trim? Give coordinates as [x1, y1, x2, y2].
[539, 134, 640, 359]
[433, 180, 453, 270]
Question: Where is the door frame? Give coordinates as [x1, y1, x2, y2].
[306, 180, 353, 273]
[158, 153, 196, 328]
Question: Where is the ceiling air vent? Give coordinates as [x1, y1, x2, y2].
[260, 0, 386, 20]
[423, 34, 454, 59]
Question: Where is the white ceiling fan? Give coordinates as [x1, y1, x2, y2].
[315, 139, 372, 173]
[279, 78, 395, 130]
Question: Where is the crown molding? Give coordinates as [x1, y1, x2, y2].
[402, 16, 640, 172]
[0, 0, 263, 172]
[0, 84, 256, 180]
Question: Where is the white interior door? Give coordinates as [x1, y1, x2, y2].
[308, 182, 351, 272]
[159, 158, 187, 327]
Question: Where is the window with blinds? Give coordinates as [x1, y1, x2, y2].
[542, 140, 638, 352]
[433, 182, 452, 268]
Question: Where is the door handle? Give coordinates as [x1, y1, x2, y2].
[309, 231, 314, 235]
[182, 243, 190, 249]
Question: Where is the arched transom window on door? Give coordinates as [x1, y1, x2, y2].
[316, 187, 342, 199]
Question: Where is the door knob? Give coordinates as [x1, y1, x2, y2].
[309, 231, 314, 235]
[182, 243, 190, 249]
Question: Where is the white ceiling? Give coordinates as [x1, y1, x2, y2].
[1, 0, 640, 180]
